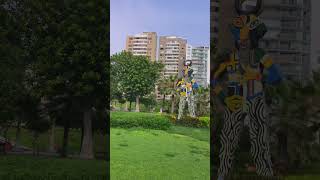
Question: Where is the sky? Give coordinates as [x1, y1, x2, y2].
[110, 0, 210, 55]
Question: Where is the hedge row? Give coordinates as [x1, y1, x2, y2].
[110, 112, 172, 130]
[166, 115, 210, 128]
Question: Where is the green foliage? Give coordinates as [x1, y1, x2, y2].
[195, 87, 210, 117]
[110, 51, 164, 101]
[175, 116, 210, 128]
[110, 112, 171, 130]
[199, 117, 210, 127]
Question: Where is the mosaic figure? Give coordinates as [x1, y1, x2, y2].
[212, 0, 282, 179]
[176, 60, 199, 120]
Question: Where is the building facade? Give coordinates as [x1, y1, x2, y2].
[191, 46, 210, 87]
[158, 36, 187, 78]
[125, 32, 157, 61]
[186, 44, 193, 60]
[260, 0, 312, 82]
[211, 0, 221, 46]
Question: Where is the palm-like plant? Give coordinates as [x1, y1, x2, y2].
[267, 73, 320, 169]
[195, 86, 210, 117]
[157, 75, 177, 113]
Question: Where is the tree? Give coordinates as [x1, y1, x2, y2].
[266, 76, 320, 169]
[111, 52, 163, 112]
[195, 86, 210, 117]
[0, 0, 30, 141]
[25, 0, 109, 159]
[157, 75, 178, 114]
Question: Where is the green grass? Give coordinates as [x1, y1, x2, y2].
[110, 126, 210, 180]
[0, 155, 107, 179]
[6, 127, 107, 155]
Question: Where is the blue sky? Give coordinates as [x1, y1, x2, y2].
[110, 0, 210, 55]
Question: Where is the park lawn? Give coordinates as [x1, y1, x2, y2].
[0, 155, 107, 179]
[110, 126, 210, 180]
[6, 127, 107, 155]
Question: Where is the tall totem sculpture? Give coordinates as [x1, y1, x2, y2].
[176, 60, 199, 120]
[212, 0, 282, 179]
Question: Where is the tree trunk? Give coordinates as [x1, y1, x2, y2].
[48, 120, 55, 153]
[160, 95, 165, 113]
[61, 118, 70, 158]
[15, 118, 22, 146]
[171, 95, 175, 114]
[124, 101, 129, 111]
[277, 130, 289, 164]
[80, 122, 84, 152]
[135, 96, 140, 112]
[80, 109, 94, 159]
[129, 101, 132, 111]
[3, 127, 8, 139]
[32, 132, 39, 156]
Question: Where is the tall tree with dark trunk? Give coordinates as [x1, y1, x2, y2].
[24, 0, 109, 159]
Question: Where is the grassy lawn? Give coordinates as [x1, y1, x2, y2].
[110, 126, 210, 180]
[6, 127, 107, 155]
[0, 155, 107, 179]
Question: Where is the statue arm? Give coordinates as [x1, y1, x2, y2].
[211, 63, 227, 102]
[260, 55, 282, 85]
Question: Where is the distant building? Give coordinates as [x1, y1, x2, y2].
[211, 0, 220, 46]
[125, 32, 157, 61]
[191, 46, 210, 87]
[158, 36, 187, 78]
[312, 50, 320, 71]
[186, 44, 193, 60]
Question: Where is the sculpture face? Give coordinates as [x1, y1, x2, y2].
[235, 0, 262, 15]
[230, 14, 267, 50]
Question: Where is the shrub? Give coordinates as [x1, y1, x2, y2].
[175, 116, 210, 128]
[110, 112, 171, 130]
[199, 117, 210, 128]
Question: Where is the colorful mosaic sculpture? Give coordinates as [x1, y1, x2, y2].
[176, 60, 199, 120]
[212, 0, 282, 179]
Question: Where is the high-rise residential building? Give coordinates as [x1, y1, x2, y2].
[125, 32, 157, 61]
[191, 46, 210, 87]
[186, 44, 193, 60]
[211, 0, 221, 46]
[211, 0, 312, 83]
[159, 36, 187, 78]
[260, 0, 312, 82]
[156, 36, 186, 100]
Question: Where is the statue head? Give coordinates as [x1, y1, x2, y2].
[230, 0, 267, 50]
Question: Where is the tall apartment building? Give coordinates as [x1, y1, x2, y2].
[159, 36, 187, 78]
[211, 0, 221, 46]
[186, 44, 193, 60]
[260, 0, 312, 82]
[125, 32, 157, 61]
[211, 0, 312, 83]
[191, 46, 210, 87]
